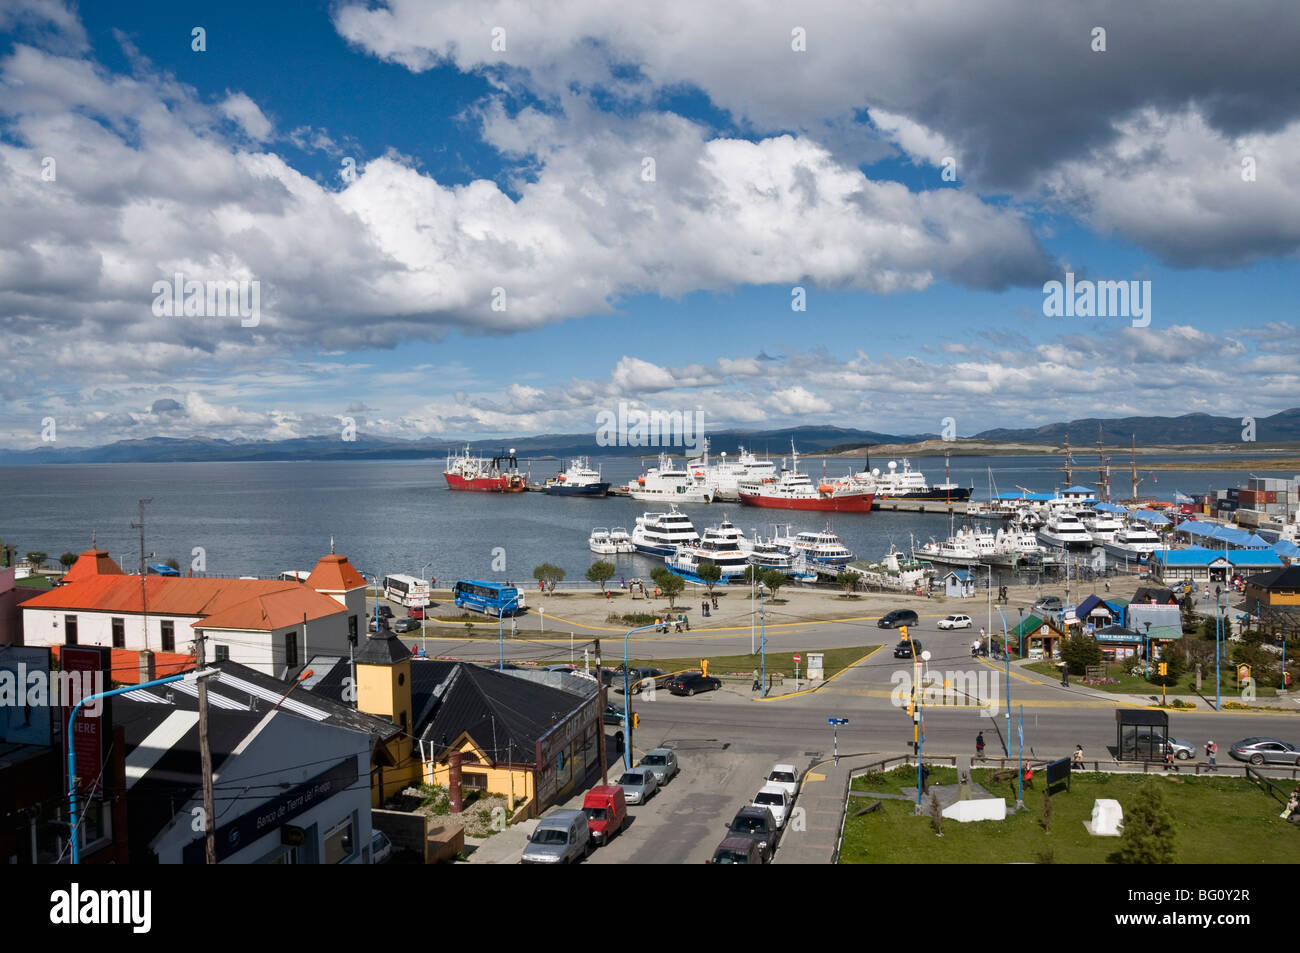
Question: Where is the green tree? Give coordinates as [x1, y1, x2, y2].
[25, 552, 47, 569]
[835, 570, 858, 596]
[1109, 785, 1176, 864]
[1060, 633, 1102, 676]
[697, 561, 722, 595]
[59, 552, 78, 569]
[164, 557, 180, 571]
[532, 563, 566, 594]
[586, 560, 616, 596]
[741, 565, 764, 587]
[648, 567, 685, 609]
[761, 569, 787, 601]
[1148, 647, 1186, 687]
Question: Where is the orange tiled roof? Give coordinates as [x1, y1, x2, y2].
[62, 548, 125, 583]
[51, 645, 194, 685]
[306, 553, 366, 591]
[197, 586, 348, 631]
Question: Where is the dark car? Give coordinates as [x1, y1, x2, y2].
[878, 609, 919, 629]
[707, 835, 763, 864]
[726, 805, 779, 862]
[1033, 596, 1064, 613]
[667, 672, 722, 696]
[392, 617, 420, 633]
[893, 639, 923, 659]
[377, 605, 394, 619]
[615, 666, 669, 694]
[603, 704, 626, 726]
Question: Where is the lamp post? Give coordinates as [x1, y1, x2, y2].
[498, 594, 521, 670]
[419, 562, 433, 657]
[623, 622, 660, 769]
[759, 586, 767, 698]
[1216, 588, 1226, 711]
[68, 669, 219, 863]
[995, 606, 1014, 758]
[1143, 621, 1152, 680]
[915, 649, 931, 811]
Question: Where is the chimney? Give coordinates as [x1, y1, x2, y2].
[138, 648, 156, 684]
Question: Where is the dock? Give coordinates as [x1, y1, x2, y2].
[871, 499, 968, 514]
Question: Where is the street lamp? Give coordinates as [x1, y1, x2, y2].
[1143, 621, 1152, 680]
[995, 606, 1015, 758]
[68, 668, 220, 863]
[915, 649, 931, 811]
[759, 586, 767, 698]
[1216, 587, 1226, 711]
[622, 622, 661, 769]
[498, 593, 521, 670]
[419, 562, 433, 657]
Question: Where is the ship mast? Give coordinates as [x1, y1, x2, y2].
[1130, 434, 1141, 502]
[1095, 424, 1111, 503]
[1062, 433, 1073, 486]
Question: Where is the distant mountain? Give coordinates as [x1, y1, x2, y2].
[972, 409, 1300, 446]
[3, 411, 1296, 464]
[0, 426, 925, 465]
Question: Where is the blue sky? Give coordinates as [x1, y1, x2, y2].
[2, 0, 1299, 448]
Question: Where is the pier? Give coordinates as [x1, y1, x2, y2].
[871, 499, 968, 514]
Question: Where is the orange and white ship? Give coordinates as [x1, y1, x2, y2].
[443, 446, 527, 492]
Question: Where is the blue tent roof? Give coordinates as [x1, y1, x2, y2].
[1062, 485, 1097, 495]
[1274, 540, 1300, 558]
[147, 563, 180, 576]
[945, 569, 974, 581]
[1132, 509, 1170, 526]
[1156, 547, 1283, 568]
[1092, 502, 1128, 514]
[996, 492, 1057, 502]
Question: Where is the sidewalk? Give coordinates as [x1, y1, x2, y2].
[773, 754, 873, 865]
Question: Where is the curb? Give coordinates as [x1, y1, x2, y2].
[754, 646, 884, 702]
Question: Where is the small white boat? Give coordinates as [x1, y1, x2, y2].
[608, 527, 635, 554]
[589, 527, 617, 555]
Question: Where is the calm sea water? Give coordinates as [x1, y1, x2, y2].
[0, 454, 1293, 583]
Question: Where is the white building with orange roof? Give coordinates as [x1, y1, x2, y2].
[22, 548, 368, 678]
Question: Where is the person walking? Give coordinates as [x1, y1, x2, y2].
[1072, 744, 1085, 770]
[1206, 739, 1217, 771]
[976, 731, 986, 761]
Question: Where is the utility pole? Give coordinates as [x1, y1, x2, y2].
[131, 499, 153, 650]
[594, 639, 608, 785]
[194, 627, 217, 864]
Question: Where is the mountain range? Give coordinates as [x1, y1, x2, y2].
[1, 411, 1298, 464]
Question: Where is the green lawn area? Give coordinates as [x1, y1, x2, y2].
[543, 645, 877, 679]
[1025, 660, 1278, 697]
[840, 766, 1296, 864]
[15, 573, 54, 590]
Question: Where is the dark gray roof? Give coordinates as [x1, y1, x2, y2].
[1247, 566, 1300, 590]
[354, 629, 412, 665]
[1131, 586, 1178, 605]
[418, 663, 592, 766]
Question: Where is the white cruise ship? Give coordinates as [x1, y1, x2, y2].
[774, 527, 855, 567]
[631, 507, 701, 557]
[1083, 509, 1125, 544]
[1037, 510, 1096, 550]
[1103, 525, 1168, 561]
[665, 524, 752, 582]
[686, 441, 778, 501]
[630, 452, 714, 504]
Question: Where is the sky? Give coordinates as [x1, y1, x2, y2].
[1, 0, 1298, 450]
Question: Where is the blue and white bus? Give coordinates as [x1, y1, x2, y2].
[453, 580, 525, 617]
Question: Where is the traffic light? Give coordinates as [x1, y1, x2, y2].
[906, 699, 914, 717]
[1158, 662, 1168, 676]
[899, 625, 909, 641]
[631, 713, 639, 729]
[701, 658, 709, 677]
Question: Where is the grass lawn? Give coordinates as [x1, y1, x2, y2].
[1025, 661, 1278, 697]
[839, 766, 1296, 864]
[541, 645, 877, 679]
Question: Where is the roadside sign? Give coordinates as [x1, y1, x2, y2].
[793, 654, 801, 662]
[828, 717, 848, 725]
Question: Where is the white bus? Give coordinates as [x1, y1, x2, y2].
[278, 570, 311, 582]
[383, 574, 430, 607]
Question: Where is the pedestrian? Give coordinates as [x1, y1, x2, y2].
[752, 668, 761, 692]
[1206, 739, 1217, 771]
[976, 731, 986, 760]
[1072, 744, 1084, 770]
[979, 626, 985, 645]
[1105, 580, 1110, 592]
[920, 763, 931, 793]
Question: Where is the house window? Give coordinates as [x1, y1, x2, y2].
[285, 632, 298, 667]
[215, 644, 230, 662]
[65, 615, 78, 645]
[462, 771, 488, 791]
[323, 817, 355, 864]
[160, 620, 175, 652]
[111, 618, 125, 649]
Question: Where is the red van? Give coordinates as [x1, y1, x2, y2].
[582, 785, 627, 846]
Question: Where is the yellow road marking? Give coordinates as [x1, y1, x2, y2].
[805, 771, 827, 782]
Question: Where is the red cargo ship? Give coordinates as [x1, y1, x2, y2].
[737, 444, 874, 512]
[444, 446, 527, 492]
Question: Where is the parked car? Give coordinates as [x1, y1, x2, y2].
[521, 809, 592, 864]
[752, 783, 792, 828]
[603, 704, 626, 726]
[369, 829, 392, 864]
[638, 748, 680, 785]
[617, 767, 660, 804]
[937, 614, 972, 630]
[544, 664, 576, 674]
[615, 666, 669, 693]
[707, 835, 764, 864]
[766, 764, 799, 797]
[1167, 736, 1195, 760]
[878, 609, 919, 629]
[392, 617, 419, 633]
[893, 639, 924, 659]
[1229, 737, 1300, 766]
[407, 605, 425, 620]
[726, 805, 779, 862]
[582, 785, 628, 846]
[667, 672, 722, 696]
[1033, 596, 1063, 613]
[377, 604, 394, 619]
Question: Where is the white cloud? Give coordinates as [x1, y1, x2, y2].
[219, 92, 273, 141]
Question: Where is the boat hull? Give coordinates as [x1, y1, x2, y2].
[547, 483, 610, 497]
[738, 491, 874, 512]
[875, 487, 973, 504]
[445, 473, 526, 492]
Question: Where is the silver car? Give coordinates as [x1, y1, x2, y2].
[638, 748, 679, 785]
[1229, 737, 1300, 766]
[617, 767, 659, 805]
[521, 809, 592, 864]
